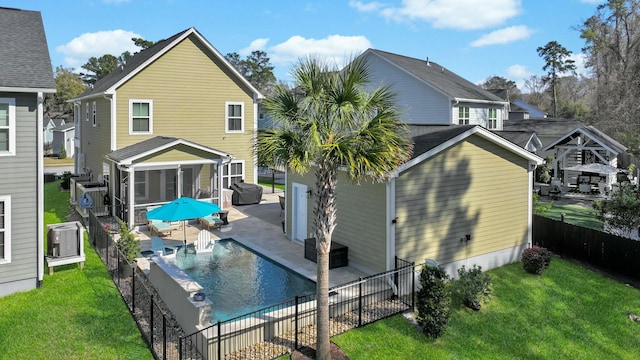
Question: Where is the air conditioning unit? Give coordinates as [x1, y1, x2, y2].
[47, 223, 80, 258]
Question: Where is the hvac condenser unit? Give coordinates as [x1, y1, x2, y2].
[47, 223, 80, 258]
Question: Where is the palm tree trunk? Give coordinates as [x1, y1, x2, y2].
[314, 164, 337, 360]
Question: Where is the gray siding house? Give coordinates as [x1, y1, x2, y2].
[0, 7, 56, 297]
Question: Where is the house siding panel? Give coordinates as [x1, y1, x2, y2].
[394, 135, 530, 267]
[79, 97, 111, 179]
[115, 34, 256, 183]
[0, 93, 38, 286]
[365, 54, 451, 125]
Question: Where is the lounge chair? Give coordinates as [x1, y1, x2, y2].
[199, 215, 223, 231]
[150, 236, 176, 257]
[195, 230, 214, 253]
[149, 219, 177, 236]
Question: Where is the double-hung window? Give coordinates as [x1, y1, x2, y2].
[0, 195, 11, 264]
[458, 107, 470, 125]
[0, 99, 15, 156]
[85, 103, 89, 122]
[223, 161, 244, 188]
[488, 108, 497, 129]
[225, 102, 244, 133]
[92, 102, 97, 127]
[129, 100, 153, 134]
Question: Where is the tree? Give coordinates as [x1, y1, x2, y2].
[521, 75, 549, 112]
[593, 184, 640, 238]
[480, 75, 521, 100]
[79, 54, 119, 85]
[537, 41, 577, 118]
[225, 51, 276, 95]
[415, 265, 450, 338]
[49, 66, 86, 114]
[580, 0, 640, 154]
[257, 56, 412, 359]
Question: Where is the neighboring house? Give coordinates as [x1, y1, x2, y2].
[495, 130, 542, 153]
[69, 27, 263, 227]
[0, 7, 56, 297]
[512, 99, 547, 118]
[285, 125, 543, 277]
[356, 49, 509, 130]
[43, 117, 66, 146]
[503, 117, 585, 158]
[51, 123, 75, 158]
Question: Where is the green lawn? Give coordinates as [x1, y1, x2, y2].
[0, 182, 152, 360]
[331, 259, 640, 359]
[538, 200, 603, 230]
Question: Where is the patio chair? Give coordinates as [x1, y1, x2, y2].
[195, 230, 214, 253]
[149, 219, 177, 236]
[199, 214, 223, 231]
[150, 236, 176, 257]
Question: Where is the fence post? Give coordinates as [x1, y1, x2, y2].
[162, 315, 167, 360]
[294, 296, 299, 350]
[358, 278, 363, 327]
[132, 267, 136, 312]
[411, 262, 416, 312]
[150, 296, 154, 347]
[217, 321, 221, 360]
[178, 336, 183, 360]
[561, 213, 566, 254]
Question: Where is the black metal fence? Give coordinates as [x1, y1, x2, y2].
[179, 258, 417, 360]
[533, 214, 640, 280]
[87, 207, 190, 360]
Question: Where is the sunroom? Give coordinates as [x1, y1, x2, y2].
[103, 136, 235, 228]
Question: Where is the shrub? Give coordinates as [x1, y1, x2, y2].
[521, 246, 553, 274]
[60, 171, 73, 190]
[116, 221, 140, 262]
[58, 147, 67, 159]
[415, 264, 451, 338]
[453, 265, 492, 311]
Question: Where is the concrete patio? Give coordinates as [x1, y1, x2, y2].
[135, 188, 367, 287]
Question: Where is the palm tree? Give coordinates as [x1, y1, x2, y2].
[257, 56, 412, 359]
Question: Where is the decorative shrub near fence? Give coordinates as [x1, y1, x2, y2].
[86, 207, 420, 360]
[533, 214, 640, 280]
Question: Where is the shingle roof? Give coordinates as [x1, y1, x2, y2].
[0, 7, 55, 91]
[409, 125, 476, 160]
[503, 118, 584, 136]
[495, 130, 537, 149]
[367, 49, 505, 103]
[106, 136, 180, 162]
[52, 123, 74, 132]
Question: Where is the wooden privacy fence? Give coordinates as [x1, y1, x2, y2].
[533, 214, 640, 280]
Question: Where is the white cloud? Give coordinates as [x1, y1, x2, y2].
[268, 34, 372, 73]
[239, 38, 270, 56]
[354, 0, 521, 30]
[470, 25, 534, 47]
[507, 64, 531, 79]
[348, 0, 386, 12]
[569, 53, 590, 77]
[55, 30, 142, 70]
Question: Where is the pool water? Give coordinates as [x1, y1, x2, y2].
[171, 239, 316, 322]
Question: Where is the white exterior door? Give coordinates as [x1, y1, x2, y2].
[291, 182, 308, 241]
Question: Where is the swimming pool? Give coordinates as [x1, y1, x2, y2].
[170, 239, 316, 322]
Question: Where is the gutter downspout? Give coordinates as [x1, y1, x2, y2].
[528, 162, 534, 248]
[386, 177, 396, 271]
[104, 93, 115, 217]
[37, 92, 45, 287]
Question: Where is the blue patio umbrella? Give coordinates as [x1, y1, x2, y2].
[147, 197, 222, 245]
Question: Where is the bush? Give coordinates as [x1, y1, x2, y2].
[521, 246, 553, 274]
[453, 265, 492, 311]
[58, 147, 67, 159]
[116, 221, 140, 262]
[415, 264, 451, 338]
[60, 171, 73, 190]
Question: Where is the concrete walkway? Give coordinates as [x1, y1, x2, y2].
[136, 189, 367, 287]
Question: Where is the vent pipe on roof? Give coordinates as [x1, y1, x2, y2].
[426, 57, 430, 66]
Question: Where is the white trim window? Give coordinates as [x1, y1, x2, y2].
[0, 98, 16, 156]
[223, 161, 244, 188]
[92, 101, 97, 127]
[225, 102, 244, 133]
[488, 108, 497, 129]
[458, 106, 470, 125]
[129, 100, 153, 134]
[0, 195, 11, 264]
[134, 170, 148, 201]
[85, 102, 89, 122]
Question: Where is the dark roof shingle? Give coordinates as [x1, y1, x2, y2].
[0, 7, 55, 90]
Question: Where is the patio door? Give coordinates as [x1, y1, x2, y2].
[291, 183, 308, 242]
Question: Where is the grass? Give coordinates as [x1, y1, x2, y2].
[538, 199, 603, 230]
[258, 181, 285, 191]
[43, 156, 74, 166]
[331, 258, 640, 359]
[0, 181, 152, 360]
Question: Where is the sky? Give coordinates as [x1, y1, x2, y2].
[5, 0, 603, 89]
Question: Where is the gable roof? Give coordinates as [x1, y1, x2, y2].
[105, 136, 232, 165]
[0, 7, 55, 92]
[503, 118, 584, 137]
[52, 123, 74, 132]
[395, 125, 542, 176]
[495, 130, 542, 152]
[363, 49, 506, 104]
[72, 27, 263, 101]
[542, 126, 627, 154]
